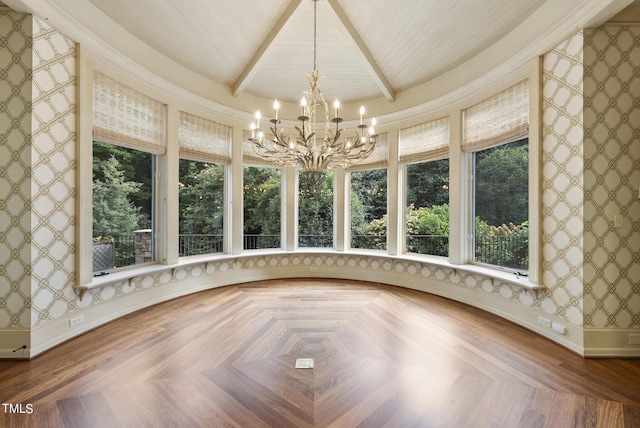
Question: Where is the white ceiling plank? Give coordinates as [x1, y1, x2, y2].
[325, 0, 395, 102]
[18, 0, 632, 106]
[232, 0, 303, 97]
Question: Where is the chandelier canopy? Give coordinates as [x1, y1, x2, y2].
[248, 0, 378, 185]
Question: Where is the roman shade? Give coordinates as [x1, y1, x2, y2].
[93, 72, 166, 154]
[399, 117, 450, 163]
[346, 132, 388, 171]
[179, 112, 231, 165]
[462, 80, 529, 152]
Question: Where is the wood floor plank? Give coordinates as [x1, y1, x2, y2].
[2, 278, 639, 427]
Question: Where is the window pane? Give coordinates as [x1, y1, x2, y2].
[178, 159, 224, 256]
[298, 171, 333, 248]
[244, 166, 281, 250]
[473, 138, 528, 270]
[350, 168, 387, 250]
[406, 159, 449, 256]
[92, 141, 154, 271]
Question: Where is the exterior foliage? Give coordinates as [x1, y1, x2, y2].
[92, 138, 528, 269]
[92, 154, 144, 237]
[178, 161, 224, 235]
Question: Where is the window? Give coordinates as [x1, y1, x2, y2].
[463, 80, 529, 272]
[178, 160, 224, 256]
[298, 171, 333, 248]
[244, 166, 281, 250]
[92, 143, 155, 270]
[178, 112, 230, 256]
[399, 118, 450, 257]
[350, 168, 387, 250]
[473, 139, 528, 270]
[347, 133, 388, 250]
[406, 159, 449, 256]
[91, 72, 165, 272]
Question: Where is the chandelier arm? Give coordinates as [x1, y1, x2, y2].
[247, 0, 378, 184]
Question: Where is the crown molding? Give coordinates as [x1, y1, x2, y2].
[2, 0, 633, 130]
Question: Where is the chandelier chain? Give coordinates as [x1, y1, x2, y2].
[313, 0, 317, 71]
[248, 0, 378, 186]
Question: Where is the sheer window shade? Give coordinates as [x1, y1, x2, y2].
[179, 112, 231, 164]
[399, 117, 450, 163]
[462, 80, 529, 152]
[346, 132, 388, 171]
[93, 72, 166, 154]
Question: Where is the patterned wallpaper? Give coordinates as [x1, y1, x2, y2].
[1, 10, 638, 351]
[29, 16, 77, 326]
[541, 32, 585, 327]
[0, 11, 33, 329]
[583, 26, 640, 329]
[0, 12, 77, 329]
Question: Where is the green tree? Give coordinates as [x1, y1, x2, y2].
[93, 141, 153, 225]
[299, 171, 334, 245]
[475, 139, 528, 227]
[244, 167, 281, 235]
[93, 155, 144, 237]
[407, 159, 449, 208]
[179, 162, 224, 234]
[350, 188, 367, 236]
[350, 169, 387, 222]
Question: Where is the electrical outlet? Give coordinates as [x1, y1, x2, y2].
[537, 316, 551, 328]
[551, 322, 566, 335]
[69, 314, 84, 327]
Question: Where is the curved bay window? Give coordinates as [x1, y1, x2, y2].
[399, 118, 450, 257]
[472, 139, 528, 270]
[348, 133, 389, 251]
[243, 166, 281, 250]
[298, 170, 334, 248]
[178, 112, 230, 256]
[463, 80, 529, 272]
[91, 72, 164, 272]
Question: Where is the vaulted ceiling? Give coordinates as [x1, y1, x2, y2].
[83, 0, 547, 103]
[3, 0, 639, 109]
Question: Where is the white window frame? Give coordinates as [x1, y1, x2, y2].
[78, 57, 171, 284]
[453, 61, 542, 284]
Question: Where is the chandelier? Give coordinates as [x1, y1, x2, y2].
[248, 0, 378, 186]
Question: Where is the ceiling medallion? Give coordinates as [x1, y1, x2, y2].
[248, 0, 378, 186]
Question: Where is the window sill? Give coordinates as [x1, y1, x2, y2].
[74, 250, 545, 300]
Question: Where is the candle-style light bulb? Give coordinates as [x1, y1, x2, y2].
[334, 99, 340, 118]
[255, 111, 261, 129]
[273, 100, 279, 120]
[301, 96, 307, 116]
[359, 105, 365, 124]
[371, 117, 377, 127]
[250, 121, 256, 138]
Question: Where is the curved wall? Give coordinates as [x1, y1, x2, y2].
[1, 0, 639, 359]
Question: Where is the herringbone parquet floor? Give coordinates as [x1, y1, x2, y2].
[1, 279, 639, 427]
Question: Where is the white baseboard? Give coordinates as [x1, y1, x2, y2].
[583, 328, 640, 357]
[0, 329, 30, 359]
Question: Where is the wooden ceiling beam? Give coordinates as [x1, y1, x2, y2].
[326, 0, 395, 102]
[232, 0, 303, 97]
